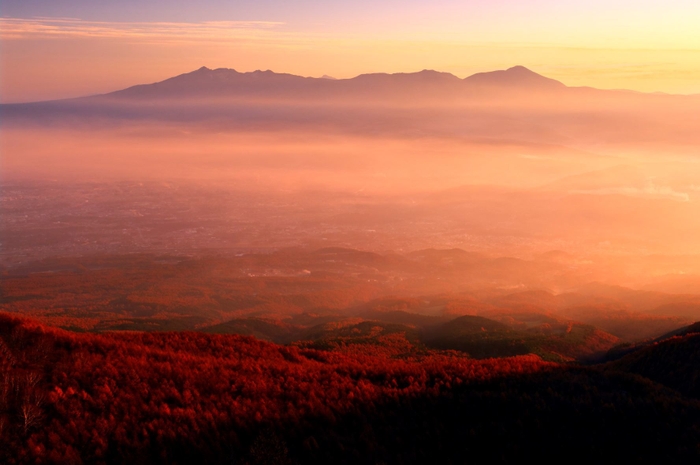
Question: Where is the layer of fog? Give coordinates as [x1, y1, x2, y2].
[3, 81, 700, 292]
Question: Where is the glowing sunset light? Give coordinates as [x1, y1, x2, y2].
[2, 0, 700, 102]
[3, 2, 700, 463]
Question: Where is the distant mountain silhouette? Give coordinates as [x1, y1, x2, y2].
[102, 65, 565, 101]
[6, 65, 699, 148]
[108, 66, 321, 99]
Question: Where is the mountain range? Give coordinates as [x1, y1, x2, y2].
[4, 65, 694, 107]
[102, 65, 567, 101]
[3, 64, 699, 149]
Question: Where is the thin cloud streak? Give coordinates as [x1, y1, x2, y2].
[571, 185, 691, 202]
[0, 18, 287, 42]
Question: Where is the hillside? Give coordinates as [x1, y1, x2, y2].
[2, 312, 700, 463]
[426, 315, 619, 361]
[607, 331, 700, 398]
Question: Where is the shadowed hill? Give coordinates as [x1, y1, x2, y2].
[603, 320, 700, 362]
[427, 315, 619, 361]
[200, 317, 300, 343]
[608, 331, 700, 399]
[2, 311, 700, 463]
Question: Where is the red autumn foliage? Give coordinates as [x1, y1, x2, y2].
[0, 312, 550, 464]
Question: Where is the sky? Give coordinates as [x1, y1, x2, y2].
[2, 0, 700, 102]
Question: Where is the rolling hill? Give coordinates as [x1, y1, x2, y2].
[427, 315, 619, 361]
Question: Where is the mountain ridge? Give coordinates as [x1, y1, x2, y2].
[4, 65, 699, 106]
[106, 64, 563, 100]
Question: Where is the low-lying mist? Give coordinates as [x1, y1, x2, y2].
[3, 67, 700, 294]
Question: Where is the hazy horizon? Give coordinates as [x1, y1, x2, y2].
[3, 0, 700, 102]
[3, 64, 700, 105]
[4, 63, 700, 292]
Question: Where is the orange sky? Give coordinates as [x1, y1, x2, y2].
[2, 1, 700, 102]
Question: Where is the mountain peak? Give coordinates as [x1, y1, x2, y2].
[506, 65, 533, 73]
[465, 66, 565, 89]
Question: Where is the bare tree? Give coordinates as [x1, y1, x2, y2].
[20, 402, 42, 434]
